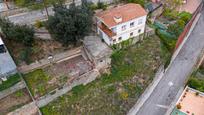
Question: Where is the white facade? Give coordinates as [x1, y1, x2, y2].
[97, 15, 147, 46]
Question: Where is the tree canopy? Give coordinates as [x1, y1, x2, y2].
[0, 18, 34, 47]
[47, 1, 93, 46]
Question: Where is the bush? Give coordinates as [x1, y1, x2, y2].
[97, 2, 107, 10]
[176, 104, 182, 109]
[179, 11, 192, 24]
[163, 8, 179, 20]
[35, 20, 44, 28]
[0, 18, 34, 47]
[19, 47, 33, 64]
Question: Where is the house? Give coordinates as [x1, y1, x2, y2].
[95, 3, 147, 46]
[171, 86, 204, 115]
[0, 37, 17, 80]
[83, 36, 112, 73]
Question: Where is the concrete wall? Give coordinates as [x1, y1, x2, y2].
[97, 27, 113, 45]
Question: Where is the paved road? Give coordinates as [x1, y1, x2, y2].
[136, 8, 204, 115]
[7, 0, 81, 25]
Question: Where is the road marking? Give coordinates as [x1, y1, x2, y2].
[156, 104, 169, 109]
[168, 81, 173, 86]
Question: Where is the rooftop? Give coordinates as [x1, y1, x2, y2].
[174, 87, 204, 115]
[83, 36, 112, 59]
[96, 3, 147, 28]
[0, 38, 17, 77]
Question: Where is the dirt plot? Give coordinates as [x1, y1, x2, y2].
[45, 56, 93, 78]
[24, 55, 93, 98]
[0, 88, 32, 114]
[2, 37, 69, 65]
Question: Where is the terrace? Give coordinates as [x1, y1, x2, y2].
[173, 87, 204, 115]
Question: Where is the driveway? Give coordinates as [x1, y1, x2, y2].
[135, 8, 204, 115]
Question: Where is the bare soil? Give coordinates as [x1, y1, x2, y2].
[0, 88, 32, 114]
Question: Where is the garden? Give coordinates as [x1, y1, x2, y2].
[0, 74, 21, 92]
[40, 35, 162, 115]
[0, 88, 32, 114]
[23, 55, 93, 98]
[188, 66, 204, 92]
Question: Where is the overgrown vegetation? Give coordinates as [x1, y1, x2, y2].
[23, 69, 56, 98]
[47, 1, 93, 46]
[0, 74, 21, 92]
[15, 0, 65, 10]
[40, 36, 162, 114]
[0, 18, 34, 64]
[156, 11, 192, 67]
[188, 67, 204, 92]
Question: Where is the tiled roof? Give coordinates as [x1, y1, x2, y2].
[96, 3, 147, 28]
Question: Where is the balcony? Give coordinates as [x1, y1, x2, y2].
[98, 23, 116, 38]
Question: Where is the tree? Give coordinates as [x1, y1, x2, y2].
[0, 18, 34, 47]
[47, 0, 93, 46]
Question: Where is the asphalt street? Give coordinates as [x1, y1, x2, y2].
[7, 0, 81, 25]
[136, 8, 204, 115]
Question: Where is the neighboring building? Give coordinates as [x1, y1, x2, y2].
[83, 36, 112, 73]
[171, 86, 204, 115]
[0, 37, 17, 80]
[95, 3, 147, 45]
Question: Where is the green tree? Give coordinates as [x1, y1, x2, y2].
[0, 18, 34, 47]
[47, 0, 93, 46]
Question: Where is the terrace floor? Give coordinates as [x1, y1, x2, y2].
[177, 89, 204, 115]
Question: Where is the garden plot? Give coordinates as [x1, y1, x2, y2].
[41, 36, 162, 115]
[0, 88, 32, 114]
[24, 55, 93, 98]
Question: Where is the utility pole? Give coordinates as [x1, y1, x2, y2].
[42, 0, 49, 18]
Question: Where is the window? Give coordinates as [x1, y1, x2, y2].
[130, 32, 133, 36]
[121, 25, 126, 31]
[113, 39, 116, 43]
[138, 29, 141, 33]
[130, 22, 134, 27]
[138, 19, 143, 25]
[118, 37, 122, 41]
[111, 27, 117, 33]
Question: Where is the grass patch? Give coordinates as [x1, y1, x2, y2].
[188, 67, 204, 92]
[23, 69, 56, 98]
[40, 36, 162, 114]
[0, 74, 21, 92]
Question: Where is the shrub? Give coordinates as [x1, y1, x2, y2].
[163, 8, 179, 20]
[0, 74, 21, 91]
[176, 104, 182, 109]
[19, 47, 33, 64]
[35, 20, 43, 28]
[179, 11, 192, 24]
[97, 2, 107, 10]
[195, 92, 199, 96]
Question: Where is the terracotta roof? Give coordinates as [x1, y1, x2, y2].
[96, 3, 147, 28]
